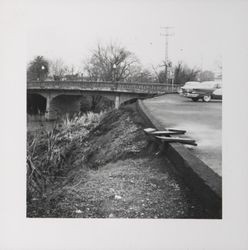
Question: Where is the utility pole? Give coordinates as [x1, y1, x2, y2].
[160, 26, 174, 84]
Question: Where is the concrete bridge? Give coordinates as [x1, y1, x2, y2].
[27, 80, 180, 120]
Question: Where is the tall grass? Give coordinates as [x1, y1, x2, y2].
[62, 111, 105, 129]
[27, 111, 105, 201]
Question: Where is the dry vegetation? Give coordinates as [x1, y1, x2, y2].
[27, 112, 104, 201]
[27, 107, 209, 218]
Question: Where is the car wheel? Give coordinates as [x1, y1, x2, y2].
[192, 98, 199, 102]
[202, 95, 211, 102]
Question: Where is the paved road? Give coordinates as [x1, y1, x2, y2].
[144, 94, 222, 176]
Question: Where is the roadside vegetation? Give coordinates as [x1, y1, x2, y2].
[27, 112, 104, 203]
[27, 106, 209, 218]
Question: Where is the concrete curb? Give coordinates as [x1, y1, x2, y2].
[136, 99, 222, 218]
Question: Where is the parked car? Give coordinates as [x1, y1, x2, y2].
[180, 81, 222, 102]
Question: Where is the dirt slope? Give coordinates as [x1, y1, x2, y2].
[27, 106, 209, 218]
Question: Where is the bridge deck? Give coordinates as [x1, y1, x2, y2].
[27, 81, 180, 94]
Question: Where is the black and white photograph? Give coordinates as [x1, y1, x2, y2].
[26, 0, 223, 219]
[1, 0, 248, 249]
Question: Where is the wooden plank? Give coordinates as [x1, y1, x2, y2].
[144, 128, 186, 135]
[167, 129, 186, 134]
[143, 128, 156, 133]
[155, 136, 197, 146]
[151, 130, 185, 136]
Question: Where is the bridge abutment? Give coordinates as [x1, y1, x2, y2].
[45, 96, 52, 120]
[115, 95, 120, 109]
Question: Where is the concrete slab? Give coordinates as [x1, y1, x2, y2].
[144, 94, 222, 176]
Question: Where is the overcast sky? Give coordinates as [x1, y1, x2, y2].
[26, 0, 226, 73]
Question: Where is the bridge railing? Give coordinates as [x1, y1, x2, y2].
[27, 81, 182, 94]
[117, 82, 180, 93]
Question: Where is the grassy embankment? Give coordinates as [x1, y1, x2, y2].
[27, 107, 209, 218]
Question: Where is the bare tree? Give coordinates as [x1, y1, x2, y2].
[82, 43, 142, 111]
[199, 70, 215, 82]
[152, 61, 173, 83]
[83, 43, 139, 82]
[49, 58, 68, 80]
[174, 62, 200, 85]
[127, 65, 155, 83]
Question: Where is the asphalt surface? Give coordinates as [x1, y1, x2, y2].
[144, 94, 222, 176]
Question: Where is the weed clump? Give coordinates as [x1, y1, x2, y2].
[26, 112, 104, 202]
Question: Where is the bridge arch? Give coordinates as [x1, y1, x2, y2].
[47, 93, 117, 119]
[27, 93, 47, 115]
[79, 94, 114, 112]
[48, 94, 83, 119]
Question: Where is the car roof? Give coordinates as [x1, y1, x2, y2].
[200, 81, 222, 88]
[185, 81, 200, 84]
[184, 81, 200, 86]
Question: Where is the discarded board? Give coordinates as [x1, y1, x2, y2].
[155, 136, 197, 146]
[144, 127, 186, 135]
[143, 128, 156, 133]
[167, 129, 186, 134]
[151, 130, 185, 136]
